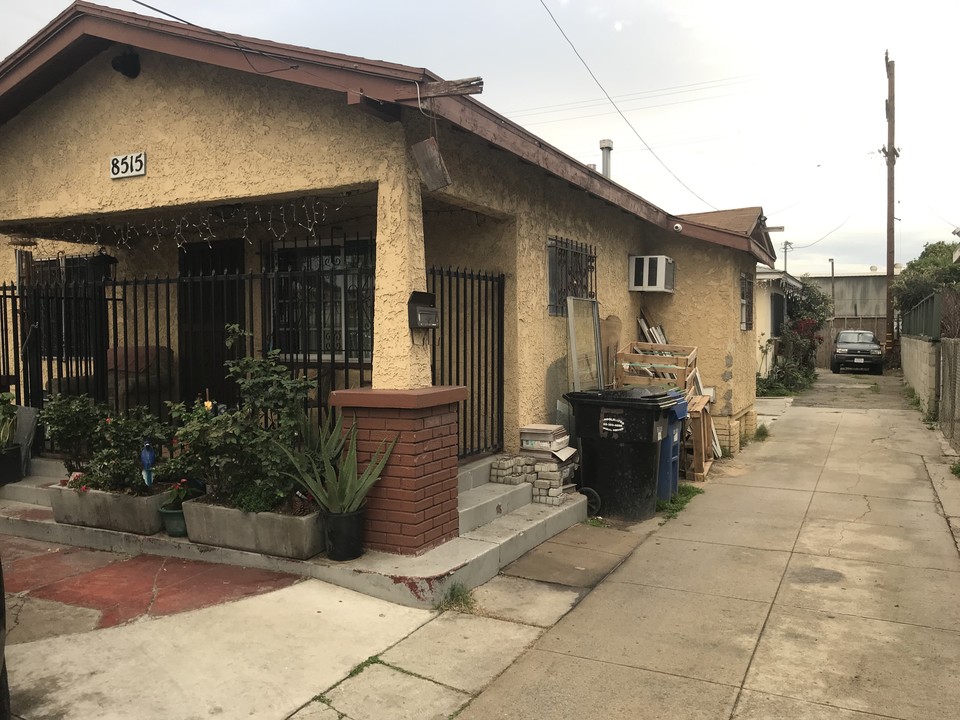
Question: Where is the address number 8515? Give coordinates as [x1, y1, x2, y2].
[110, 152, 146, 179]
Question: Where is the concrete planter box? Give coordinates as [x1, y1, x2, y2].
[182, 500, 324, 560]
[50, 485, 166, 535]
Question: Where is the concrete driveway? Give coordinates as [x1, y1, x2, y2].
[459, 370, 960, 719]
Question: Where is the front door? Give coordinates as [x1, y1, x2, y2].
[177, 239, 245, 405]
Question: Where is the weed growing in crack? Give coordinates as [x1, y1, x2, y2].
[754, 424, 770, 441]
[347, 655, 380, 679]
[434, 582, 476, 613]
[656, 483, 704, 520]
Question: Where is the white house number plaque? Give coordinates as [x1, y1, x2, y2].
[109, 151, 146, 179]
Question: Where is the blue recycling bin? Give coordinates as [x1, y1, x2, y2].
[657, 392, 688, 501]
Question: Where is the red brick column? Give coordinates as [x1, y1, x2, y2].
[329, 386, 467, 555]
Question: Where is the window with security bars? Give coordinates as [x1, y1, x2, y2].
[547, 236, 596, 316]
[740, 272, 755, 331]
[273, 238, 374, 361]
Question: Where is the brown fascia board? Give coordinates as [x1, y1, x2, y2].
[421, 94, 670, 227]
[676, 219, 776, 267]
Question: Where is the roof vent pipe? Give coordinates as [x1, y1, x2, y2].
[600, 139, 613, 178]
[587, 163, 597, 171]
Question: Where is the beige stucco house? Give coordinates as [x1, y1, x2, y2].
[755, 269, 802, 378]
[0, 3, 776, 552]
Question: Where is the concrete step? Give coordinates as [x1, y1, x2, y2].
[29, 457, 69, 480]
[457, 455, 495, 494]
[0, 492, 588, 609]
[458, 482, 532, 535]
[460, 496, 587, 567]
[0, 473, 58, 507]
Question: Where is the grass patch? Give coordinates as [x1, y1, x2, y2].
[582, 516, 611, 528]
[869, 383, 881, 393]
[434, 582, 476, 613]
[753, 423, 769, 441]
[656, 483, 705, 520]
[951, 460, 960, 478]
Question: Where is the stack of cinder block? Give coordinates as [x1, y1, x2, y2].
[488, 455, 537, 485]
[531, 458, 577, 506]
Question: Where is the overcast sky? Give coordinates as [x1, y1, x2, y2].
[3, 0, 959, 276]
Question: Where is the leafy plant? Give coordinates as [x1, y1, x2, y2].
[757, 276, 832, 397]
[163, 477, 204, 510]
[0, 392, 17, 449]
[81, 407, 171, 496]
[39, 394, 108, 472]
[278, 412, 396, 514]
[891, 241, 960, 312]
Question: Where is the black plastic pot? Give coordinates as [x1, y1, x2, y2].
[324, 508, 365, 561]
[0, 445, 22, 485]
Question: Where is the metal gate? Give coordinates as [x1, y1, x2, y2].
[428, 266, 505, 458]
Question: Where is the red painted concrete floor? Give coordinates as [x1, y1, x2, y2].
[0, 535, 300, 628]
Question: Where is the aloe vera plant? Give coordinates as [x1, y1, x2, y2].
[279, 412, 396, 514]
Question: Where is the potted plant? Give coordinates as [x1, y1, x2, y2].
[158, 478, 203, 537]
[38, 394, 107, 473]
[0, 393, 19, 484]
[279, 411, 396, 561]
[176, 326, 326, 559]
[50, 406, 172, 535]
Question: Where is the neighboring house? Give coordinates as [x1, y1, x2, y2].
[754, 269, 802, 377]
[806, 273, 889, 367]
[0, 3, 775, 552]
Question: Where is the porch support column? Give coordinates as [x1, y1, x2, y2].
[330, 386, 468, 555]
[373, 156, 432, 389]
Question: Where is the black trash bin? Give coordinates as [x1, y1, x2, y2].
[564, 386, 680, 520]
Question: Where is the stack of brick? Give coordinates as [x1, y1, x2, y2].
[531, 458, 578, 506]
[489, 455, 537, 485]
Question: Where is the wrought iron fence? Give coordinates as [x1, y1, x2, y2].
[901, 292, 941, 339]
[0, 268, 374, 420]
[428, 266, 505, 458]
[0, 261, 505, 460]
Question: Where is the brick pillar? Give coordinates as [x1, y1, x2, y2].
[329, 386, 468, 555]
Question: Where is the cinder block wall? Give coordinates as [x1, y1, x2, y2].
[901, 335, 939, 417]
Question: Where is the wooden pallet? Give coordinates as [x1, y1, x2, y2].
[684, 394, 714, 482]
[615, 341, 697, 394]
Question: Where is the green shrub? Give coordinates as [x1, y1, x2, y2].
[39, 394, 108, 472]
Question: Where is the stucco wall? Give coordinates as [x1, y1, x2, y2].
[901, 335, 939, 417]
[414, 119, 649, 447]
[642, 233, 756, 419]
[1, 46, 756, 451]
[0, 48, 428, 390]
[755, 283, 774, 378]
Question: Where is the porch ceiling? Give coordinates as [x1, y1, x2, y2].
[0, 190, 378, 249]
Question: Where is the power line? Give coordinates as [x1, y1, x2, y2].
[129, 1, 302, 76]
[506, 76, 752, 117]
[791, 216, 851, 250]
[520, 92, 740, 127]
[536, 0, 717, 210]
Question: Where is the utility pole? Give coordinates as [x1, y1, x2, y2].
[829, 258, 836, 309]
[782, 240, 793, 273]
[881, 51, 898, 353]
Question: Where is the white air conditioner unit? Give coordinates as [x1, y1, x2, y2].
[628, 255, 675, 292]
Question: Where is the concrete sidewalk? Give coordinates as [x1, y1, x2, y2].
[459, 376, 960, 719]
